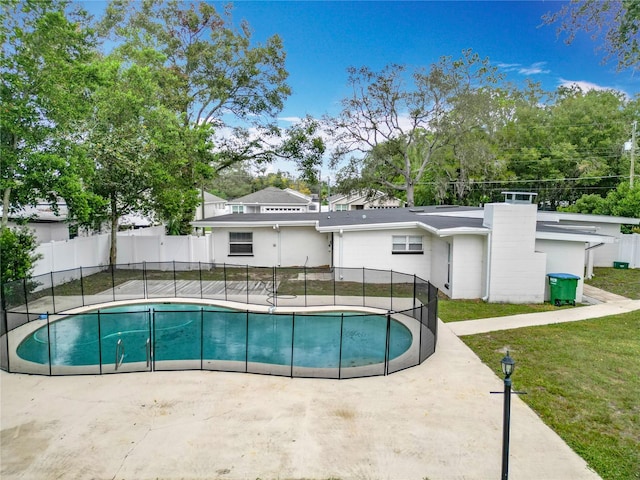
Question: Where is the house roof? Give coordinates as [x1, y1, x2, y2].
[193, 205, 615, 243]
[203, 192, 226, 204]
[229, 187, 310, 206]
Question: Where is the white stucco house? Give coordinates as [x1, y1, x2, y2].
[192, 192, 639, 304]
[227, 187, 318, 213]
[2, 201, 71, 243]
[328, 190, 404, 211]
[194, 191, 227, 220]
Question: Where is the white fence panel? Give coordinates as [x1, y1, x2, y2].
[33, 234, 110, 277]
[33, 232, 213, 275]
[618, 233, 640, 268]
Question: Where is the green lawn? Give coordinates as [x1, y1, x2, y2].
[437, 297, 570, 323]
[462, 311, 640, 480]
[586, 267, 640, 299]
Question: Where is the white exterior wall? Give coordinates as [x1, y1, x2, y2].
[484, 203, 547, 303]
[450, 235, 485, 299]
[212, 226, 329, 267]
[333, 229, 431, 277]
[558, 221, 622, 267]
[536, 239, 585, 302]
[429, 237, 450, 294]
[9, 221, 69, 243]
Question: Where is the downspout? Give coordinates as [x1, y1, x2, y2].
[584, 242, 605, 280]
[482, 232, 492, 302]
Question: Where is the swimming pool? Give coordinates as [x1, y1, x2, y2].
[16, 302, 415, 376]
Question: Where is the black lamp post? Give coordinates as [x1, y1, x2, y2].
[500, 351, 515, 480]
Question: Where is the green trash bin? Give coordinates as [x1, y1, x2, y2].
[547, 273, 580, 306]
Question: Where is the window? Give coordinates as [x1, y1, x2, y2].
[335, 204, 348, 211]
[231, 205, 244, 214]
[229, 232, 253, 255]
[392, 235, 423, 254]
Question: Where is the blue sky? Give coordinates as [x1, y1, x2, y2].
[215, 0, 640, 123]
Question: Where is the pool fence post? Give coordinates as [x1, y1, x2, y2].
[172, 260, 177, 298]
[1, 288, 10, 373]
[46, 311, 52, 375]
[244, 310, 249, 373]
[362, 268, 365, 307]
[384, 312, 391, 376]
[390, 270, 394, 312]
[97, 311, 103, 375]
[200, 308, 204, 370]
[333, 268, 336, 306]
[418, 295, 424, 364]
[273, 266, 277, 308]
[50, 271, 56, 314]
[80, 266, 85, 306]
[290, 312, 295, 378]
[223, 263, 228, 301]
[245, 265, 249, 304]
[143, 261, 148, 299]
[413, 275, 417, 310]
[198, 261, 203, 299]
[23, 277, 30, 319]
[110, 264, 115, 302]
[303, 265, 307, 307]
[338, 312, 344, 379]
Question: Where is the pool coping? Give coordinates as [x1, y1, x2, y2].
[4, 297, 426, 378]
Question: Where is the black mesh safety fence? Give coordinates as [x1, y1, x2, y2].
[1, 262, 438, 378]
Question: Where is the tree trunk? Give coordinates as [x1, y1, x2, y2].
[109, 196, 118, 266]
[2, 187, 10, 228]
[406, 182, 415, 207]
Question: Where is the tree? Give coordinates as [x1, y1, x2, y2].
[98, 0, 324, 229]
[543, 0, 640, 72]
[496, 85, 632, 208]
[561, 182, 640, 231]
[1, 0, 102, 227]
[0, 226, 41, 308]
[82, 58, 176, 263]
[327, 50, 502, 207]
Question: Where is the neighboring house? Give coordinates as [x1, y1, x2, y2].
[193, 192, 639, 304]
[2, 201, 70, 243]
[328, 191, 404, 211]
[194, 191, 228, 220]
[227, 187, 318, 214]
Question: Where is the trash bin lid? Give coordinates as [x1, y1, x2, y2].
[547, 273, 580, 280]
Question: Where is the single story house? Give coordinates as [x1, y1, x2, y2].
[227, 187, 318, 214]
[193, 193, 639, 304]
[329, 191, 404, 211]
[194, 191, 228, 220]
[2, 201, 71, 243]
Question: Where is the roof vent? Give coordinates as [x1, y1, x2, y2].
[501, 191, 537, 204]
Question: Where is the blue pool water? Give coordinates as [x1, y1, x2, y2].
[17, 303, 413, 369]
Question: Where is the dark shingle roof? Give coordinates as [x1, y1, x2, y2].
[229, 187, 310, 205]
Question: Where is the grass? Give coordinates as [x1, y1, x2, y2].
[586, 267, 640, 299]
[437, 297, 568, 323]
[462, 311, 640, 480]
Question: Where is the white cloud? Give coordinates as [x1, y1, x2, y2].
[518, 62, 550, 75]
[496, 62, 521, 72]
[278, 116, 302, 123]
[558, 79, 616, 93]
[497, 61, 550, 75]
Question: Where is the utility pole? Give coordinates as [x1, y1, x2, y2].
[631, 120, 637, 188]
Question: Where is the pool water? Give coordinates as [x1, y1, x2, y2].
[17, 303, 413, 369]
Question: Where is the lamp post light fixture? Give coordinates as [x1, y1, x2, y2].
[500, 351, 515, 480]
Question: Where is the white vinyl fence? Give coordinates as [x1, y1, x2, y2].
[33, 229, 212, 276]
[617, 233, 640, 268]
